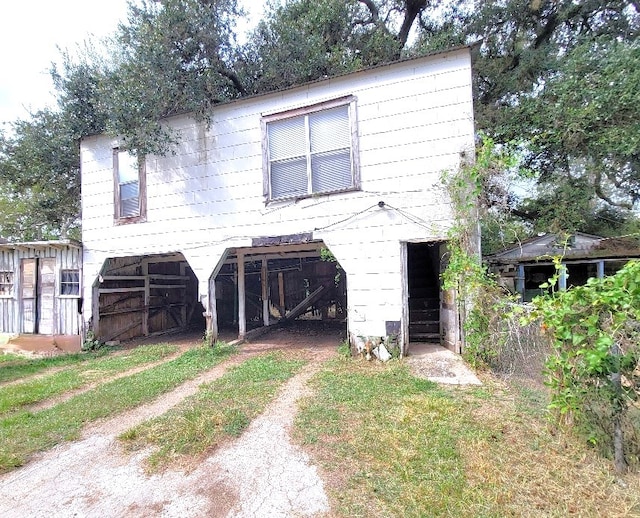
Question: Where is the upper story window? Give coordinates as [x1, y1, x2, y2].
[262, 96, 360, 202]
[60, 269, 80, 296]
[113, 148, 146, 224]
[0, 270, 13, 297]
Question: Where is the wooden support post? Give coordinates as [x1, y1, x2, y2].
[180, 262, 187, 327]
[208, 276, 218, 343]
[516, 264, 525, 302]
[142, 261, 149, 336]
[237, 251, 246, 338]
[91, 283, 100, 339]
[278, 271, 285, 318]
[261, 258, 269, 327]
[559, 264, 567, 291]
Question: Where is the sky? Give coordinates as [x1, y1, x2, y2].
[0, 0, 264, 126]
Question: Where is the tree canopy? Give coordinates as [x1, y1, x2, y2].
[0, 0, 638, 244]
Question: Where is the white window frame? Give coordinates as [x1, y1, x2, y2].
[0, 270, 13, 298]
[113, 148, 147, 224]
[262, 96, 360, 202]
[59, 269, 80, 298]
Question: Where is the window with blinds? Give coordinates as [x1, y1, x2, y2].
[113, 148, 146, 224]
[264, 98, 358, 201]
[60, 269, 80, 296]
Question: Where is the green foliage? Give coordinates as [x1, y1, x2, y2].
[442, 135, 519, 365]
[3, 0, 639, 238]
[81, 330, 103, 351]
[465, 1, 640, 231]
[0, 110, 81, 240]
[530, 260, 640, 470]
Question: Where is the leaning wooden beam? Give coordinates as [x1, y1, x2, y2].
[282, 285, 326, 322]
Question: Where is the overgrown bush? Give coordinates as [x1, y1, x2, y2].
[529, 260, 640, 473]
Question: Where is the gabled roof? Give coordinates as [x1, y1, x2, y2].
[486, 232, 640, 263]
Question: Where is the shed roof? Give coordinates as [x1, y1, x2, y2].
[0, 239, 82, 252]
[486, 232, 640, 263]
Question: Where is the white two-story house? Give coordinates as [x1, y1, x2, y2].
[80, 46, 476, 355]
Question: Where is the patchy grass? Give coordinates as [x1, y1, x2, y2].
[0, 352, 23, 363]
[0, 344, 235, 473]
[0, 343, 178, 415]
[0, 349, 113, 384]
[295, 359, 640, 517]
[120, 352, 305, 471]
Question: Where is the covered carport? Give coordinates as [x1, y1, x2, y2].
[90, 252, 202, 343]
[87, 238, 346, 345]
[206, 238, 346, 343]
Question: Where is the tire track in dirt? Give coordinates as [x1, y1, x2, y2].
[0, 331, 339, 517]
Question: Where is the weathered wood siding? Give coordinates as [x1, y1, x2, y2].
[0, 243, 82, 335]
[81, 48, 475, 341]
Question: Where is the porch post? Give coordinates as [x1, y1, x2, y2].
[207, 276, 218, 342]
[237, 251, 246, 338]
[261, 258, 269, 327]
[516, 264, 525, 301]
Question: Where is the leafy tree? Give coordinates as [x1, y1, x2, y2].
[101, 0, 246, 154]
[462, 1, 640, 235]
[0, 110, 81, 240]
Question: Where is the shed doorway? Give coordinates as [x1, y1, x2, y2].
[21, 258, 55, 334]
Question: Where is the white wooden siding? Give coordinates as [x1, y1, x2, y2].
[81, 48, 475, 339]
[0, 243, 81, 335]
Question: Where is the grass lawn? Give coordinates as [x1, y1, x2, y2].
[0, 343, 235, 472]
[1, 339, 638, 517]
[294, 358, 640, 517]
[0, 349, 111, 383]
[0, 343, 178, 415]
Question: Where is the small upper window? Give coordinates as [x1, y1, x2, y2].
[60, 269, 80, 296]
[0, 271, 13, 297]
[263, 97, 359, 201]
[114, 148, 146, 223]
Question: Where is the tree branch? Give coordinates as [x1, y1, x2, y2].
[358, 0, 380, 22]
[398, 0, 428, 49]
[218, 67, 246, 96]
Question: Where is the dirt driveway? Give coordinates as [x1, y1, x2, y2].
[0, 326, 341, 518]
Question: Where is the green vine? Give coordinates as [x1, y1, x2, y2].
[441, 135, 517, 366]
[527, 260, 640, 472]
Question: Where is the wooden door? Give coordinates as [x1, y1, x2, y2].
[20, 258, 56, 334]
[21, 259, 37, 333]
[38, 258, 56, 334]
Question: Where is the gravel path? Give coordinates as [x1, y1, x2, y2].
[0, 328, 338, 518]
[0, 323, 477, 517]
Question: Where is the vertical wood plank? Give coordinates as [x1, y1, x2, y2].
[92, 283, 100, 339]
[208, 275, 218, 342]
[278, 272, 285, 318]
[261, 258, 269, 327]
[142, 260, 149, 336]
[237, 251, 246, 338]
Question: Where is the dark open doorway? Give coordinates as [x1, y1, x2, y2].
[407, 242, 442, 343]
